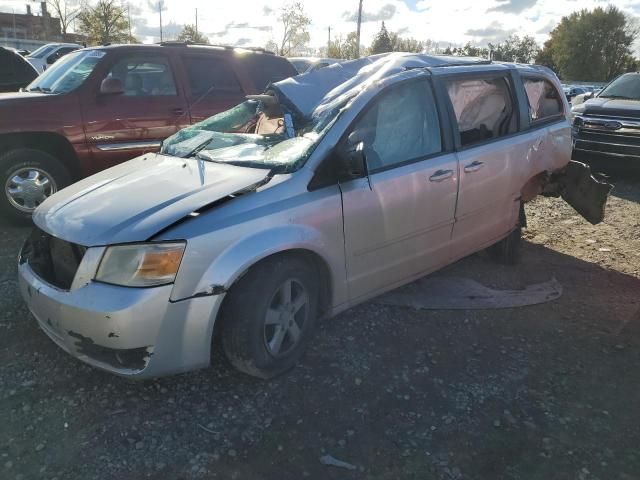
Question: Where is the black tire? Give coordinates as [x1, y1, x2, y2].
[487, 204, 526, 265]
[0, 148, 71, 224]
[221, 255, 320, 379]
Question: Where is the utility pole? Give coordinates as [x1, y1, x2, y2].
[128, 4, 132, 43]
[195, 8, 198, 37]
[355, 0, 363, 58]
[159, 1, 163, 42]
[327, 26, 331, 54]
[12, 8, 16, 39]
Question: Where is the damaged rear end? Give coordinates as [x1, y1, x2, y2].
[544, 160, 613, 225]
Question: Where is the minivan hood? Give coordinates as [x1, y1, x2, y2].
[34, 154, 271, 246]
[574, 97, 640, 118]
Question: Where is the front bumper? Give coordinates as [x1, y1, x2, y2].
[18, 262, 225, 378]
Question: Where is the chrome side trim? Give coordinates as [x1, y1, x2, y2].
[96, 141, 162, 151]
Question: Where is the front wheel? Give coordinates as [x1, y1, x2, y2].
[0, 148, 71, 223]
[221, 255, 320, 378]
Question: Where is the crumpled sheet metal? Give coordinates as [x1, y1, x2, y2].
[375, 276, 562, 310]
[272, 52, 485, 120]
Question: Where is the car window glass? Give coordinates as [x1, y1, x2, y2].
[446, 77, 517, 147]
[353, 80, 442, 171]
[183, 56, 242, 97]
[106, 56, 177, 97]
[523, 78, 563, 122]
[240, 55, 297, 91]
[0, 50, 15, 82]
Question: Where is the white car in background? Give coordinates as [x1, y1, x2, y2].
[26, 43, 82, 72]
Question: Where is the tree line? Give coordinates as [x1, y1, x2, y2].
[53, 0, 638, 83]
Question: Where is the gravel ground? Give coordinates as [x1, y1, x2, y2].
[1, 175, 639, 480]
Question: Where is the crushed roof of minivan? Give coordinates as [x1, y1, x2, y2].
[272, 52, 487, 120]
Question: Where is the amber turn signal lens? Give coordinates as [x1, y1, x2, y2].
[136, 249, 184, 279]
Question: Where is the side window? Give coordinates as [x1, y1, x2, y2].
[105, 56, 177, 97]
[13, 56, 36, 82]
[523, 78, 563, 122]
[183, 56, 242, 97]
[0, 51, 15, 83]
[352, 80, 442, 171]
[446, 76, 517, 147]
[241, 55, 297, 91]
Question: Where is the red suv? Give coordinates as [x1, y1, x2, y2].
[0, 43, 297, 221]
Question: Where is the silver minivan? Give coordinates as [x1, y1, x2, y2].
[17, 53, 611, 379]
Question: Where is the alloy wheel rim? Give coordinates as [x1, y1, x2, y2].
[5, 167, 57, 213]
[263, 278, 309, 358]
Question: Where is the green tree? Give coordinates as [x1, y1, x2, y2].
[176, 24, 209, 44]
[536, 6, 638, 81]
[370, 22, 393, 54]
[327, 32, 362, 59]
[77, 0, 131, 45]
[535, 38, 558, 73]
[277, 2, 311, 56]
[390, 34, 424, 53]
[489, 35, 539, 63]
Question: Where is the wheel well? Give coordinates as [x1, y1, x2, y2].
[212, 249, 333, 346]
[0, 132, 81, 180]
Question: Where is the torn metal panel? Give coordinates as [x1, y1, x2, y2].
[272, 53, 486, 121]
[544, 160, 613, 225]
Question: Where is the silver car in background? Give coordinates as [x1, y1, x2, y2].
[17, 53, 611, 379]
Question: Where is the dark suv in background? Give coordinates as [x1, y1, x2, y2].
[0, 46, 38, 93]
[0, 43, 297, 221]
[571, 72, 640, 170]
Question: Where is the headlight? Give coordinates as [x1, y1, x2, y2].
[95, 242, 186, 287]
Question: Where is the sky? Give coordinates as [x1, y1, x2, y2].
[2, 0, 640, 52]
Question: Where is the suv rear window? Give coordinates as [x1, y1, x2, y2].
[446, 76, 517, 147]
[523, 78, 563, 122]
[183, 55, 242, 97]
[240, 54, 297, 91]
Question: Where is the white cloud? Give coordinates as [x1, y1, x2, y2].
[0, 0, 639, 51]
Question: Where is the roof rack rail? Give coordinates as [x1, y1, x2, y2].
[403, 58, 492, 71]
[158, 41, 275, 54]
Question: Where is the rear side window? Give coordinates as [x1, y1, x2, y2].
[106, 55, 177, 96]
[446, 77, 517, 147]
[240, 55, 297, 91]
[0, 50, 15, 83]
[353, 80, 442, 171]
[183, 55, 242, 97]
[523, 78, 563, 122]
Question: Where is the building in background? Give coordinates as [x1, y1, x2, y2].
[0, 2, 84, 52]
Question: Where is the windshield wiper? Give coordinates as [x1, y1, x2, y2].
[27, 86, 53, 93]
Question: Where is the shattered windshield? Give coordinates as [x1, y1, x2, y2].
[161, 96, 349, 172]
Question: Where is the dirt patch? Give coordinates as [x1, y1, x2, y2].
[1, 177, 639, 480]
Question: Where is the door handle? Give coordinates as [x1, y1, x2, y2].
[464, 160, 485, 173]
[171, 107, 185, 116]
[429, 169, 454, 182]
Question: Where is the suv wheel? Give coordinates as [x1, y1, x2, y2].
[0, 148, 71, 223]
[221, 255, 320, 378]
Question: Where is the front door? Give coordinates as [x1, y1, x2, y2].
[82, 52, 190, 173]
[340, 79, 459, 302]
